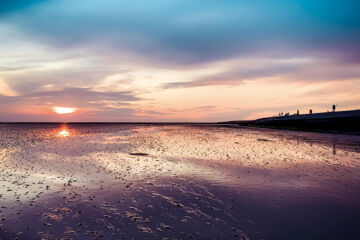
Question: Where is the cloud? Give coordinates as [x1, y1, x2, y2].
[0, 78, 18, 96]
[2, 64, 122, 95]
[27, 87, 139, 107]
[163, 61, 303, 88]
[163, 58, 360, 88]
[1, 0, 360, 66]
[0, 87, 141, 121]
[285, 64, 360, 82]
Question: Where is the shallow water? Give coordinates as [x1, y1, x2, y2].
[0, 124, 360, 239]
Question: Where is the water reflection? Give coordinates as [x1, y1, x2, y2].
[0, 124, 359, 239]
[56, 126, 70, 137]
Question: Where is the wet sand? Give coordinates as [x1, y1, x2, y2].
[0, 124, 360, 239]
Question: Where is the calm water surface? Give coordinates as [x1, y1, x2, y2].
[0, 124, 360, 239]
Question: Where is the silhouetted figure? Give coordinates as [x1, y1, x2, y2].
[309, 109, 312, 114]
[332, 104, 336, 112]
[297, 109, 299, 115]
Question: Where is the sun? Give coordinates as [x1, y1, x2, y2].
[53, 106, 77, 114]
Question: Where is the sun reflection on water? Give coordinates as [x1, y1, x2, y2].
[57, 128, 70, 137]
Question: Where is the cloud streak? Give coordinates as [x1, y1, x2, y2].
[163, 62, 302, 88]
[163, 58, 360, 88]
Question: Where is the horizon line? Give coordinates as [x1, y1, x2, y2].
[0, 121, 220, 124]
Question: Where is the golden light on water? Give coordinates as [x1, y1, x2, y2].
[57, 129, 70, 137]
[53, 106, 77, 114]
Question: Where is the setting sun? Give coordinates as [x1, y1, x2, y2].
[53, 106, 77, 114]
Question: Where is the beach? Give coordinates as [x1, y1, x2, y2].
[1, 124, 360, 239]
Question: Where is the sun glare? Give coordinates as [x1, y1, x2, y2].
[53, 106, 77, 114]
[57, 129, 70, 137]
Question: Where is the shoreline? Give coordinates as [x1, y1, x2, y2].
[218, 109, 360, 136]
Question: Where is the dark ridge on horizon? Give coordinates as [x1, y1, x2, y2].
[218, 109, 360, 135]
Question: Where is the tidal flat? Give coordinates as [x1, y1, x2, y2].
[0, 124, 360, 239]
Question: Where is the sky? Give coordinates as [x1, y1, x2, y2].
[0, 0, 360, 122]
